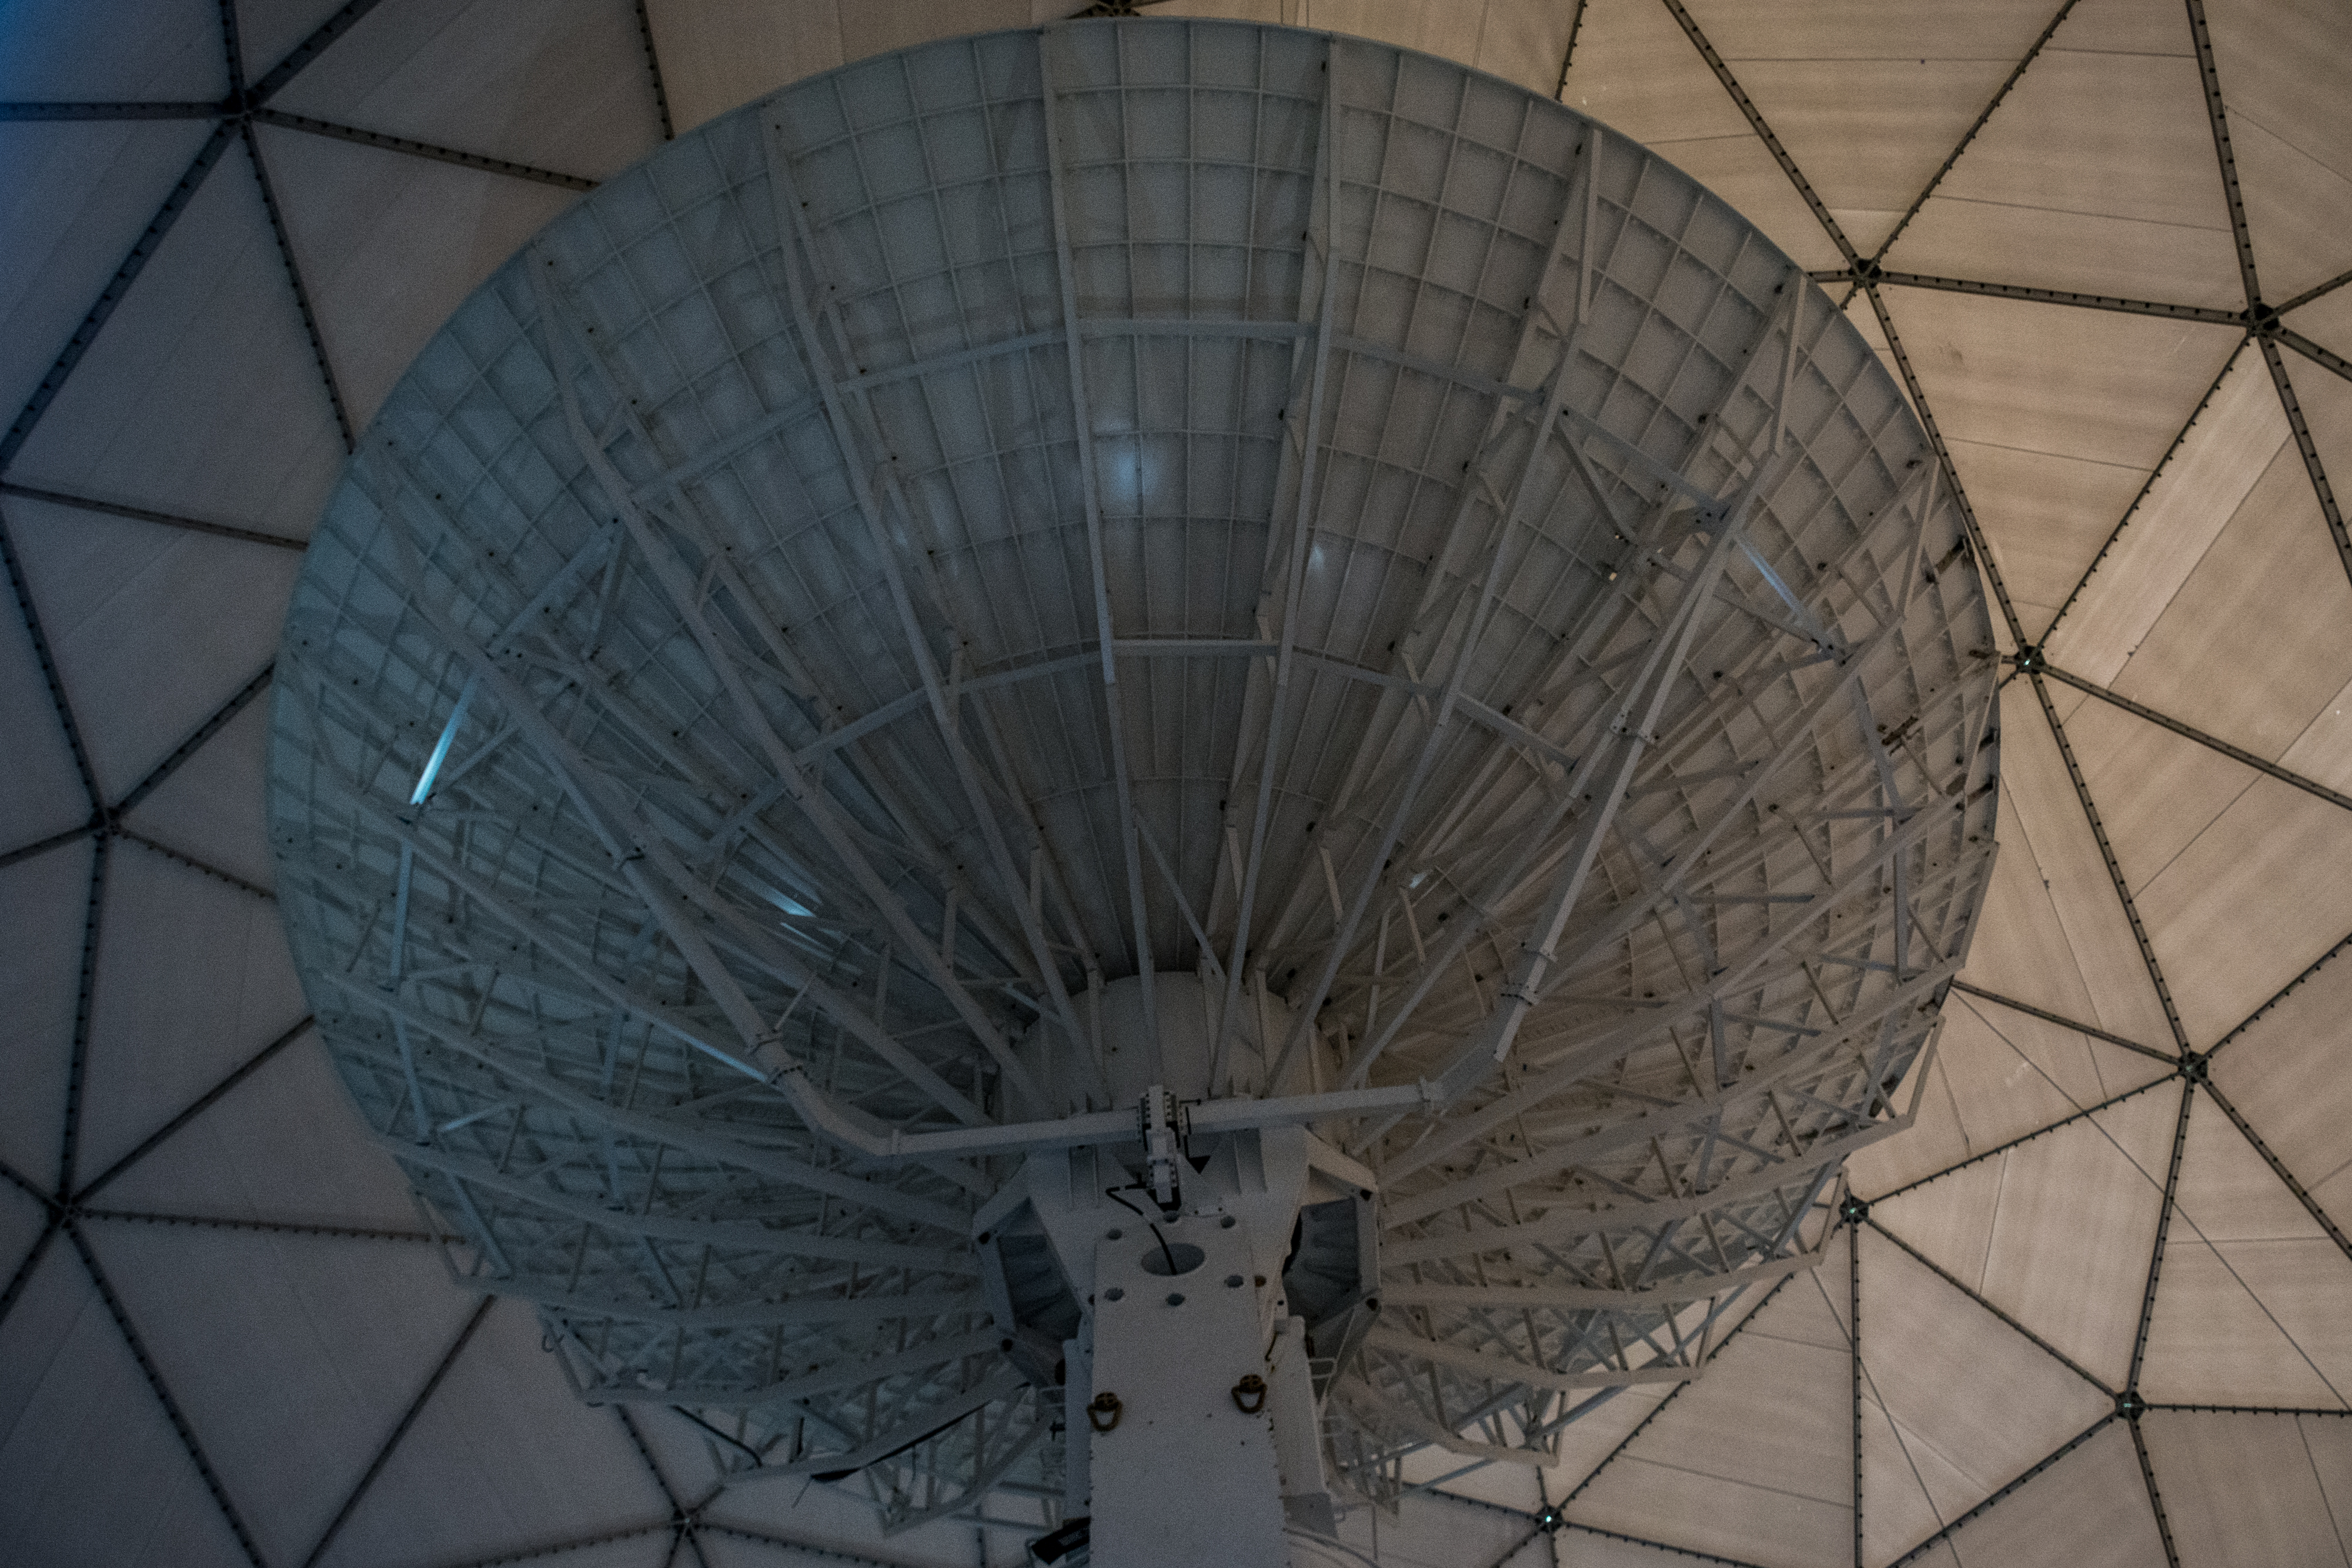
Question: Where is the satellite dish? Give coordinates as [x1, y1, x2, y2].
[270, 19, 1997, 1565]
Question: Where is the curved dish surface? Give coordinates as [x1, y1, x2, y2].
[270, 18, 1999, 1523]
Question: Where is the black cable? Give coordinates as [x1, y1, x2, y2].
[1104, 1183, 1181, 1275]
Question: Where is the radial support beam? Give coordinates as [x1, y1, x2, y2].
[1037, 31, 1161, 1074]
[747, 144, 1078, 1111]
[1214, 38, 1345, 1082]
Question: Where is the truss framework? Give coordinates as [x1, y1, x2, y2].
[0, 2, 2347, 1566]
[251, 16, 2000, 1532]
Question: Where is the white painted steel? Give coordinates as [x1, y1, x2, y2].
[263, 14, 1998, 1547]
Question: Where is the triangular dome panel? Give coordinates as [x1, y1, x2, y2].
[1564, 1268, 1853, 1567]
[73, 842, 305, 1185]
[269, 0, 663, 183]
[2140, 1410, 2352, 1568]
[92, 1029, 421, 1232]
[1838, 287, 1909, 391]
[1676, 0, 2060, 258]
[81, 1218, 492, 1566]
[1549, 1526, 1725, 1567]
[0, 0, 228, 101]
[0, 1181, 42, 1279]
[2204, 0, 2352, 305]
[2095, 433, 2352, 774]
[0, 1239, 259, 1567]
[2286, 287, 2352, 363]
[1870, 285, 2243, 637]
[1856, 1225, 2112, 1566]
[1873, 1081, 2179, 1389]
[1857, 1395, 1975, 1568]
[1543, 1381, 1675, 1498]
[0, 556, 90, 848]
[2135, 774, 2352, 1047]
[2055, 694, 2260, 907]
[1847, 988, 2172, 1200]
[1931, 1420, 2165, 1568]
[2207, 947, 2352, 1230]
[1412, 1464, 1542, 1517]
[637, 0, 846, 136]
[2139, 1088, 2352, 1409]
[230, 0, 358, 90]
[2301, 1415, 2352, 1546]
[5, 139, 348, 541]
[254, 120, 580, 427]
[0, 837, 94, 1189]
[1845, 1024, 1974, 1197]
[1555, 0, 1845, 270]
[313, 1299, 671, 1568]
[4, 496, 301, 805]
[0, 1236, 95, 1455]
[116, 682, 276, 893]
[0, 119, 221, 430]
[1884, 0, 2243, 310]
[3, 4, 2352, 1563]
[1956, 683, 2178, 1050]
[2044, 343, 2285, 684]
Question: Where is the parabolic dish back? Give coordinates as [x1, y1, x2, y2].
[269, 18, 2000, 1555]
